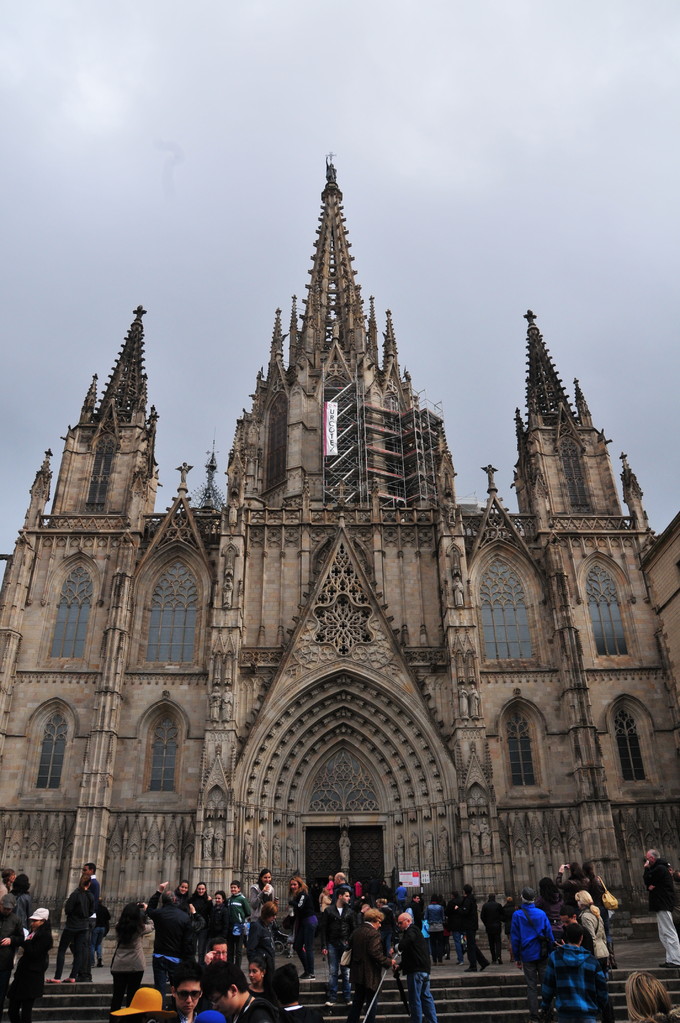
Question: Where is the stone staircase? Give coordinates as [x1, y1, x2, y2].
[33, 968, 680, 1022]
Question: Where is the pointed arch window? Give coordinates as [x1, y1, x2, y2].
[265, 393, 288, 490]
[560, 438, 590, 513]
[586, 565, 627, 655]
[507, 711, 536, 786]
[51, 567, 92, 658]
[37, 712, 68, 788]
[87, 435, 116, 510]
[614, 708, 645, 780]
[480, 561, 532, 659]
[146, 562, 197, 662]
[149, 717, 178, 791]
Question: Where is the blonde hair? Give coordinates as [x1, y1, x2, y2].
[288, 875, 308, 894]
[364, 908, 385, 924]
[575, 890, 600, 918]
[625, 971, 672, 1021]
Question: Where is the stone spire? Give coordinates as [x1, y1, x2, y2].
[270, 308, 283, 363]
[367, 295, 378, 364]
[299, 158, 366, 361]
[80, 374, 98, 424]
[524, 309, 572, 421]
[573, 377, 592, 426]
[95, 306, 148, 422]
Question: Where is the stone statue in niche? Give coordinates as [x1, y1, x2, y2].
[452, 571, 465, 607]
[424, 830, 434, 865]
[396, 832, 405, 870]
[210, 690, 221, 723]
[469, 686, 480, 718]
[202, 822, 215, 860]
[409, 831, 419, 867]
[224, 567, 234, 608]
[243, 828, 253, 867]
[438, 824, 450, 863]
[479, 817, 491, 855]
[259, 827, 268, 864]
[339, 829, 351, 873]
[214, 824, 225, 860]
[286, 836, 296, 871]
[221, 689, 233, 723]
[469, 817, 482, 855]
[459, 687, 469, 719]
[272, 833, 282, 868]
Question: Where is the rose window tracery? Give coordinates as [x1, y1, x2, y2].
[314, 543, 372, 654]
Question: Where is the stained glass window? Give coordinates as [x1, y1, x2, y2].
[150, 717, 178, 791]
[507, 712, 535, 786]
[51, 567, 92, 658]
[37, 712, 67, 788]
[614, 708, 645, 781]
[309, 749, 379, 811]
[265, 393, 287, 489]
[560, 438, 590, 512]
[480, 561, 532, 659]
[146, 562, 197, 662]
[87, 435, 116, 510]
[586, 565, 627, 655]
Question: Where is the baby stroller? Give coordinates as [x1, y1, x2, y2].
[273, 924, 293, 958]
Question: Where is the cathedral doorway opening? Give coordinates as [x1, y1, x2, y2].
[305, 825, 384, 886]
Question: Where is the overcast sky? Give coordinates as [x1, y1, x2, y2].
[1, 1, 678, 557]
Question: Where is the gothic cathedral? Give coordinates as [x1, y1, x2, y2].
[1, 162, 678, 912]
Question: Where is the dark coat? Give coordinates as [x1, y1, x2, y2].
[319, 902, 355, 947]
[645, 858, 676, 912]
[446, 897, 465, 933]
[208, 902, 230, 939]
[8, 926, 53, 1001]
[480, 897, 504, 932]
[349, 922, 393, 990]
[0, 912, 24, 971]
[147, 891, 195, 959]
[459, 893, 479, 932]
[397, 921, 431, 975]
[64, 887, 95, 932]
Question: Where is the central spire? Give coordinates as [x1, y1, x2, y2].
[300, 158, 367, 361]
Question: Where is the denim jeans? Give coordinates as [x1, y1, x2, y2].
[90, 925, 105, 965]
[451, 930, 464, 963]
[406, 971, 438, 1023]
[326, 943, 351, 1001]
[522, 958, 547, 1019]
[293, 917, 316, 975]
[152, 955, 180, 1002]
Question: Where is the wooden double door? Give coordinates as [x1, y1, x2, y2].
[306, 825, 383, 886]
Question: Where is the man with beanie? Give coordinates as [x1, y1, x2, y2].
[510, 886, 554, 1023]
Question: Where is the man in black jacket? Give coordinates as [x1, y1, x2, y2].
[644, 848, 680, 967]
[396, 913, 439, 1023]
[319, 887, 354, 1006]
[480, 894, 504, 964]
[147, 881, 195, 1001]
[459, 884, 489, 972]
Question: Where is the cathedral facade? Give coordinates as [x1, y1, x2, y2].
[1, 164, 678, 913]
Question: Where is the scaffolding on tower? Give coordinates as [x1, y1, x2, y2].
[323, 367, 442, 507]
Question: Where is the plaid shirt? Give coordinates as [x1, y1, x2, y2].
[540, 943, 609, 1017]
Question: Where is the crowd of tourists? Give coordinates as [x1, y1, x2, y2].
[1, 851, 680, 1022]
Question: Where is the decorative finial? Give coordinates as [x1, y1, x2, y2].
[175, 462, 193, 491]
[481, 464, 498, 493]
[133, 305, 147, 322]
[325, 153, 337, 184]
[524, 309, 537, 327]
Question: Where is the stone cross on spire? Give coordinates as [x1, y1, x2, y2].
[133, 305, 147, 321]
[524, 309, 537, 327]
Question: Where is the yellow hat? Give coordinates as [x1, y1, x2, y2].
[110, 986, 177, 1017]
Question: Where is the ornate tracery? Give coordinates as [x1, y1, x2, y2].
[314, 543, 372, 654]
[309, 749, 379, 811]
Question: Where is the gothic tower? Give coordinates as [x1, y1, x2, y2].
[0, 164, 677, 911]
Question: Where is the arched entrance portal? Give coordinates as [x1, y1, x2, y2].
[304, 748, 384, 885]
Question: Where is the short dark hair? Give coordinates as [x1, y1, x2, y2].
[272, 963, 299, 1005]
[463, 884, 472, 895]
[230, 880, 242, 889]
[564, 922, 584, 944]
[202, 961, 248, 996]
[209, 935, 228, 950]
[172, 960, 203, 990]
[84, 862, 96, 872]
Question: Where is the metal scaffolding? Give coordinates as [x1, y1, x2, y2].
[323, 369, 442, 507]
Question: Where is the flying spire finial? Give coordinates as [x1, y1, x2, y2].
[325, 153, 337, 184]
[524, 309, 537, 327]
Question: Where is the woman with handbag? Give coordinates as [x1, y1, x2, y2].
[576, 890, 615, 1023]
[109, 902, 154, 1012]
